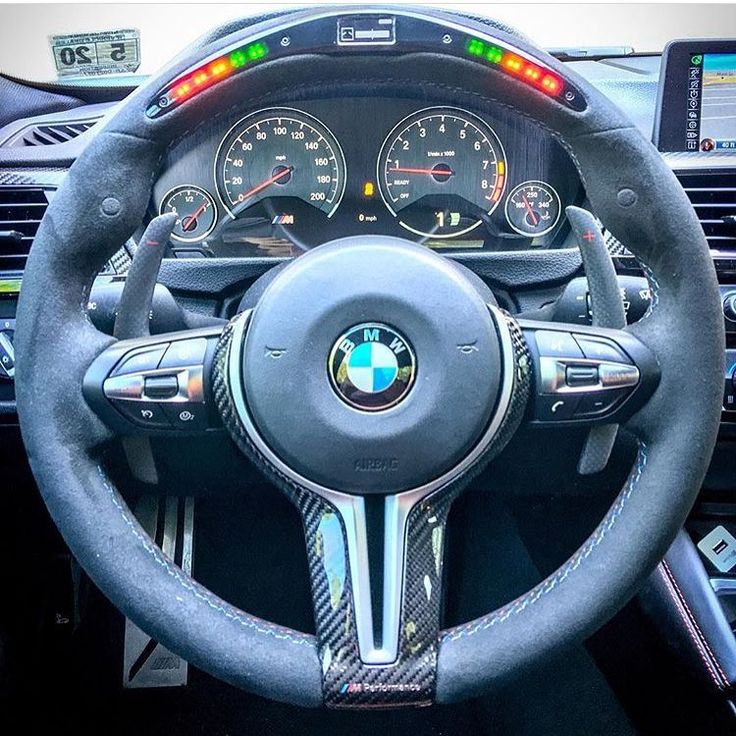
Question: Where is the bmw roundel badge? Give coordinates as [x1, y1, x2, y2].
[328, 323, 416, 411]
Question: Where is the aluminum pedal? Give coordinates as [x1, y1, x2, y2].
[123, 496, 194, 688]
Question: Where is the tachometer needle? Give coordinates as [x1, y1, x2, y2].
[237, 165, 294, 202]
[522, 195, 539, 227]
[390, 165, 455, 176]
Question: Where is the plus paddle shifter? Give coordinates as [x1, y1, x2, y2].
[566, 206, 627, 475]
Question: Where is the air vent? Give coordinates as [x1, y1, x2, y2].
[3, 120, 97, 148]
[0, 188, 50, 269]
[675, 170, 736, 252]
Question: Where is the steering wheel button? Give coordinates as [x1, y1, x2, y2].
[534, 330, 583, 359]
[574, 335, 630, 364]
[160, 338, 208, 369]
[574, 389, 626, 419]
[112, 345, 168, 376]
[115, 400, 171, 429]
[598, 363, 639, 389]
[536, 394, 579, 421]
[104, 373, 145, 401]
[162, 402, 208, 431]
[565, 365, 599, 387]
[144, 375, 179, 399]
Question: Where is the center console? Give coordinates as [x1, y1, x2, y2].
[649, 38, 736, 702]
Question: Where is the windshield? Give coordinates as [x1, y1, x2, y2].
[1, 2, 735, 84]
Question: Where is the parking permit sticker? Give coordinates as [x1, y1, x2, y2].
[697, 526, 736, 573]
[50, 29, 140, 78]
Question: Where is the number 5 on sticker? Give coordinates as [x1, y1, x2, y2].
[50, 29, 140, 79]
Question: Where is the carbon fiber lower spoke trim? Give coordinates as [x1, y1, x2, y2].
[211, 308, 531, 707]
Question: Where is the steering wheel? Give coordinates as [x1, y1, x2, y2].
[14, 8, 725, 709]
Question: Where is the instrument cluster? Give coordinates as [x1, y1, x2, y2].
[152, 96, 583, 258]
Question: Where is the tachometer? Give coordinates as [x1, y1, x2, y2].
[215, 108, 346, 219]
[377, 107, 507, 239]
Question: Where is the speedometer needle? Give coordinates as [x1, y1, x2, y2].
[237, 165, 294, 202]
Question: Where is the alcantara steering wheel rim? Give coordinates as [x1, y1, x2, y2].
[13, 6, 724, 708]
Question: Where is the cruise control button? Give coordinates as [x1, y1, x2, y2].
[536, 395, 579, 421]
[162, 402, 208, 431]
[535, 331, 584, 359]
[574, 336, 631, 364]
[574, 390, 627, 419]
[114, 400, 171, 429]
[160, 338, 208, 369]
[112, 345, 168, 376]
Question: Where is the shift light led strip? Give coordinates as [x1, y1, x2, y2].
[147, 17, 582, 118]
[465, 38, 562, 97]
[152, 41, 269, 111]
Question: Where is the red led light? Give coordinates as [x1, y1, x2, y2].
[541, 74, 561, 94]
[155, 42, 270, 115]
[464, 38, 565, 101]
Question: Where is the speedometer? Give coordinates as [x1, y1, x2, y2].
[215, 108, 346, 219]
[377, 107, 507, 239]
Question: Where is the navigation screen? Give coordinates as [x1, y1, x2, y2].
[655, 41, 736, 153]
[688, 52, 736, 152]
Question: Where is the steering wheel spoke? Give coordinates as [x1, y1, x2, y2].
[295, 485, 453, 707]
[517, 318, 660, 427]
[83, 327, 224, 436]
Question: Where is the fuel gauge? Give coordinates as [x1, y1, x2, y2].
[504, 181, 561, 238]
[160, 185, 217, 242]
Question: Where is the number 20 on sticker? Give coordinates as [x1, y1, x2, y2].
[50, 29, 140, 78]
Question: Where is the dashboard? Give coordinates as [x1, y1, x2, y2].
[152, 96, 582, 258]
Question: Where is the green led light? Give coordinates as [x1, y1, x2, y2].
[247, 41, 268, 60]
[466, 38, 485, 57]
[0, 278, 21, 294]
[229, 42, 268, 69]
[485, 46, 503, 64]
[229, 50, 248, 68]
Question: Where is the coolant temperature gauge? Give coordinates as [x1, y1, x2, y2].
[504, 180, 561, 237]
[159, 185, 217, 242]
